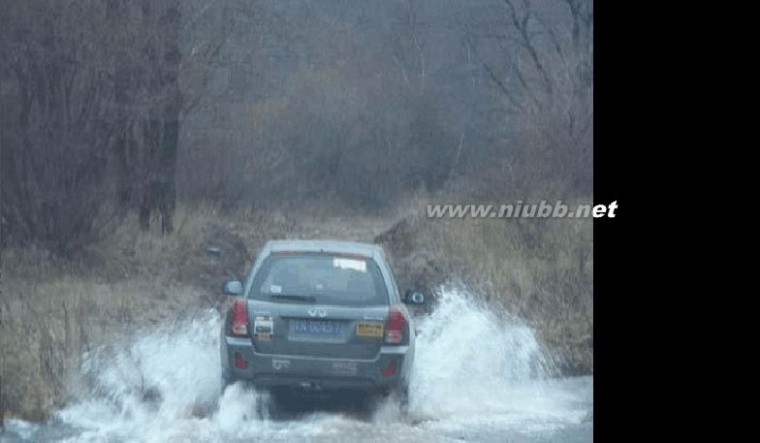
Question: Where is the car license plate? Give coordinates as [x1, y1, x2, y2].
[292, 320, 343, 337]
[356, 321, 383, 338]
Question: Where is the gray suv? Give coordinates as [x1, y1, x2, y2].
[220, 240, 424, 408]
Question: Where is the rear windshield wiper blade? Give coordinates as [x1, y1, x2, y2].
[269, 294, 317, 302]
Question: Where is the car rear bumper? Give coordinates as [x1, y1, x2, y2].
[222, 336, 411, 392]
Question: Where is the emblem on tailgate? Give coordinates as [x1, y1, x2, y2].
[272, 359, 291, 371]
[308, 308, 327, 318]
[331, 361, 358, 375]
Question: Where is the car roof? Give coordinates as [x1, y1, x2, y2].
[264, 239, 384, 258]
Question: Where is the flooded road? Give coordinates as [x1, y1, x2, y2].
[1, 290, 592, 442]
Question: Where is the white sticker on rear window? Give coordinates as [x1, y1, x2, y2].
[270, 284, 282, 294]
[333, 258, 366, 272]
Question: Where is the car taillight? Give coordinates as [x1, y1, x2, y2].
[385, 306, 406, 345]
[381, 358, 398, 377]
[234, 351, 248, 369]
[230, 299, 249, 336]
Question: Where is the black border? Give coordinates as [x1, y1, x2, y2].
[594, 1, 647, 440]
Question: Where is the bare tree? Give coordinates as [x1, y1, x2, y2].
[468, 0, 593, 196]
[109, 0, 182, 233]
[1, 0, 116, 254]
[1, 0, 186, 252]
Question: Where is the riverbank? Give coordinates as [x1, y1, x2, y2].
[1, 201, 592, 421]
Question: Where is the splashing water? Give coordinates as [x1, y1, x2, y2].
[410, 289, 552, 418]
[3, 288, 591, 442]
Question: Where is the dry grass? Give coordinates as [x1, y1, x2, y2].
[0, 204, 224, 421]
[0, 275, 207, 420]
[427, 217, 592, 373]
[383, 194, 593, 375]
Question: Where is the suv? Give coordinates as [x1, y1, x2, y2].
[219, 240, 424, 409]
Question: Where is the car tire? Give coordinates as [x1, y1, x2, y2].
[221, 374, 232, 394]
[397, 385, 410, 416]
[379, 385, 409, 416]
[255, 388, 277, 420]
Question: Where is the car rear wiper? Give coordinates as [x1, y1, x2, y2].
[269, 294, 317, 303]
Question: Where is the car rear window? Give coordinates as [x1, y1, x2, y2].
[250, 253, 389, 306]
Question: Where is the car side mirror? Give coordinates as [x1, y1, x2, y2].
[404, 290, 425, 305]
[222, 280, 243, 296]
